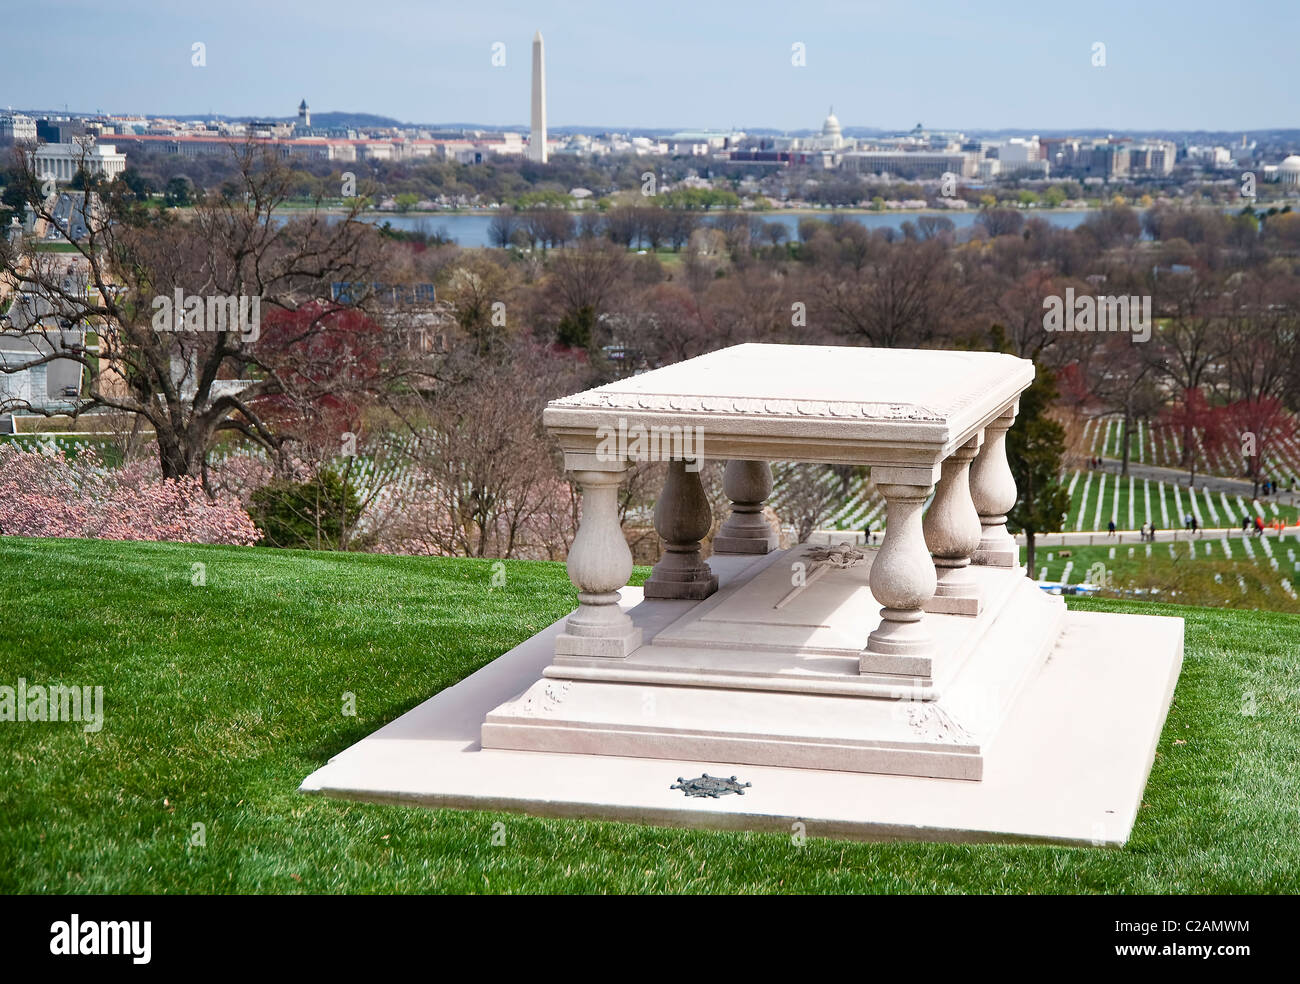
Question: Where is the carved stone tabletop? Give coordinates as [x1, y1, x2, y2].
[544, 343, 1034, 475]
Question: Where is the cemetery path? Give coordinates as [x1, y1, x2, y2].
[812, 524, 1297, 549]
[1017, 526, 1295, 548]
[1096, 457, 1300, 507]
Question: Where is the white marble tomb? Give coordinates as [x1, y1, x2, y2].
[303, 344, 1184, 845]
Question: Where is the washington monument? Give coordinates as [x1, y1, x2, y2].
[529, 30, 547, 163]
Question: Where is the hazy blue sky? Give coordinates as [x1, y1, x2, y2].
[2, 0, 1294, 131]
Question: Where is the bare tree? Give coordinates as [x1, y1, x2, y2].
[487, 207, 520, 248]
[1148, 269, 1231, 466]
[390, 346, 583, 558]
[1, 142, 410, 482]
[823, 239, 966, 348]
[547, 242, 627, 350]
[773, 463, 841, 543]
[975, 207, 1024, 238]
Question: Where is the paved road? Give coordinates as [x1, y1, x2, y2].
[1017, 525, 1296, 548]
[810, 525, 1297, 549]
[1089, 457, 1299, 508]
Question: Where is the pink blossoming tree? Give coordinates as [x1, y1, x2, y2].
[0, 443, 259, 545]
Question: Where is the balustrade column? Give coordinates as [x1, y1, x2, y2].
[862, 469, 939, 668]
[971, 404, 1020, 568]
[555, 464, 643, 658]
[923, 433, 985, 615]
[713, 459, 779, 555]
[644, 459, 719, 600]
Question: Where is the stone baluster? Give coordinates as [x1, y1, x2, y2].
[713, 459, 778, 555]
[971, 403, 1019, 568]
[862, 468, 939, 668]
[923, 433, 985, 615]
[644, 460, 719, 600]
[555, 464, 643, 658]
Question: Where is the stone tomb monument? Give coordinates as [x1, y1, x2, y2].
[303, 344, 1184, 845]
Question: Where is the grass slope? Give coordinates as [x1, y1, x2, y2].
[1, 536, 1296, 894]
[1024, 542, 1300, 613]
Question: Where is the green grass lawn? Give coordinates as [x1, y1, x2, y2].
[1025, 537, 1300, 614]
[2, 535, 1297, 894]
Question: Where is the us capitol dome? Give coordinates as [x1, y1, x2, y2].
[821, 108, 844, 148]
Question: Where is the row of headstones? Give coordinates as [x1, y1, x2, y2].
[1036, 536, 1300, 599]
[1088, 413, 1300, 484]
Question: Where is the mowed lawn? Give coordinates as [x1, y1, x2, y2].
[1, 536, 1298, 894]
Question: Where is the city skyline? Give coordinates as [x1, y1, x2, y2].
[2, 0, 1296, 132]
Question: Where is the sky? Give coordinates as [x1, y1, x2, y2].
[2, 0, 1295, 133]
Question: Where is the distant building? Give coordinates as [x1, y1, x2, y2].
[1186, 145, 1232, 169]
[999, 140, 1036, 164]
[36, 118, 84, 143]
[33, 139, 126, 182]
[773, 109, 857, 158]
[247, 120, 295, 140]
[990, 138, 1050, 177]
[0, 294, 86, 410]
[282, 138, 332, 160]
[805, 108, 847, 151]
[668, 130, 743, 151]
[1127, 140, 1177, 176]
[997, 136, 1040, 165]
[1038, 137, 1077, 170]
[840, 150, 975, 179]
[359, 141, 394, 161]
[0, 113, 37, 142]
[298, 98, 311, 130]
[1277, 155, 1300, 186]
[1052, 141, 1130, 180]
[1088, 143, 1129, 179]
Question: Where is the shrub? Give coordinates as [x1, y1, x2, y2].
[249, 469, 362, 550]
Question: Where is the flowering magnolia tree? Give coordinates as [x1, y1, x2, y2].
[0, 443, 259, 545]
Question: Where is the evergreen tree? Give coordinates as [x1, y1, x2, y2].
[1006, 364, 1072, 578]
[250, 469, 362, 551]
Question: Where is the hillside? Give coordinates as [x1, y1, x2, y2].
[1, 536, 1297, 893]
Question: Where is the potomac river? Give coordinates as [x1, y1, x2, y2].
[348, 208, 1097, 248]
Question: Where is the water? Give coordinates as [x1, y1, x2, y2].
[352, 208, 1096, 249]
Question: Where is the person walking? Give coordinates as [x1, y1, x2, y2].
[1191, 515, 1199, 535]
[1254, 514, 1264, 537]
[1243, 514, 1251, 532]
